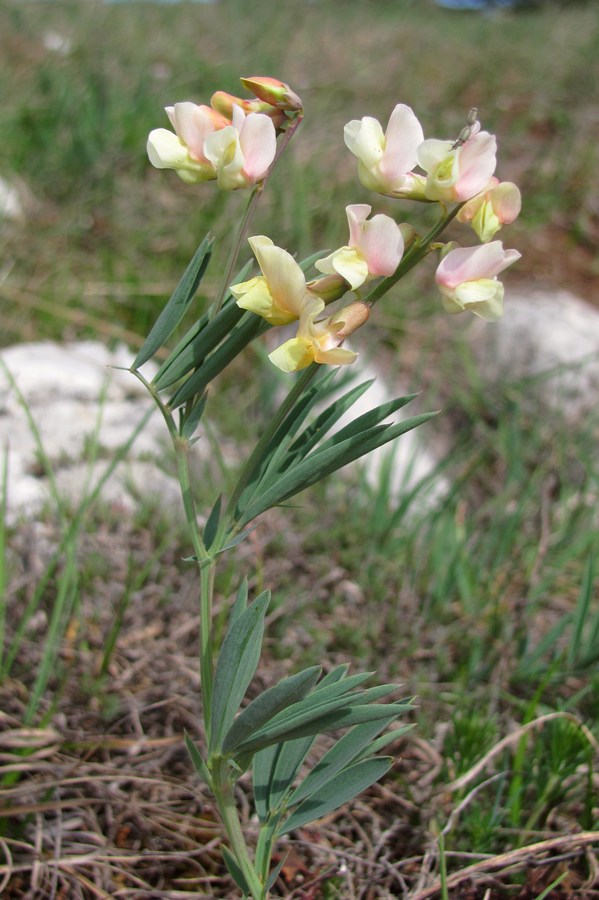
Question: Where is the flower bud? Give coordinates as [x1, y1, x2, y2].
[306, 274, 349, 304]
[211, 90, 287, 130]
[240, 76, 303, 112]
[331, 301, 370, 340]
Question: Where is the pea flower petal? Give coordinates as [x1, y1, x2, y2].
[269, 299, 368, 373]
[457, 178, 522, 242]
[344, 104, 426, 198]
[315, 204, 404, 290]
[231, 236, 313, 325]
[418, 129, 497, 202]
[204, 105, 276, 191]
[435, 241, 521, 321]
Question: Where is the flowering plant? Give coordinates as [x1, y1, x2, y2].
[132, 77, 520, 898]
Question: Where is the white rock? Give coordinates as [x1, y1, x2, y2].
[0, 176, 24, 222]
[0, 341, 177, 524]
[472, 288, 599, 419]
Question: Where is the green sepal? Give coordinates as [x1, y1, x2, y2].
[209, 591, 270, 754]
[132, 234, 213, 369]
[222, 666, 322, 754]
[279, 756, 392, 835]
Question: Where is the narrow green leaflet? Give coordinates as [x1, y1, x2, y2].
[184, 732, 211, 786]
[180, 393, 207, 440]
[202, 494, 222, 550]
[233, 695, 408, 759]
[259, 735, 315, 818]
[221, 845, 251, 896]
[222, 666, 322, 754]
[209, 591, 270, 754]
[314, 393, 418, 451]
[170, 313, 268, 408]
[279, 756, 393, 835]
[287, 716, 402, 807]
[252, 665, 354, 821]
[236, 411, 437, 527]
[132, 234, 213, 369]
[153, 296, 245, 391]
[231, 578, 249, 624]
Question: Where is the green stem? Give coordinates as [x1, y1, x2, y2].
[199, 558, 216, 735]
[131, 368, 215, 730]
[212, 185, 264, 318]
[364, 203, 464, 308]
[212, 114, 304, 319]
[212, 758, 266, 899]
[227, 362, 320, 519]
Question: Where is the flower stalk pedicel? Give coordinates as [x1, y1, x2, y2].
[133, 79, 521, 898]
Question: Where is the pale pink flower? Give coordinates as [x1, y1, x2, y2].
[204, 105, 277, 190]
[344, 104, 426, 199]
[147, 102, 227, 184]
[435, 241, 521, 321]
[315, 204, 404, 290]
[147, 102, 276, 190]
[417, 127, 497, 202]
[457, 178, 521, 242]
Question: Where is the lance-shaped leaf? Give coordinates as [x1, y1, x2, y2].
[209, 590, 270, 754]
[287, 715, 403, 808]
[236, 410, 437, 527]
[279, 756, 393, 835]
[245, 376, 373, 500]
[232, 688, 410, 759]
[180, 393, 207, 440]
[184, 732, 211, 786]
[153, 290, 247, 391]
[221, 845, 251, 896]
[252, 664, 358, 821]
[132, 234, 213, 369]
[202, 494, 222, 550]
[169, 313, 268, 408]
[222, 666, 322, 754]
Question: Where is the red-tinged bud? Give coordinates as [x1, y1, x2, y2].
[332, 302, 370, 340]
[211, 90, 287, 129]
[240, 76, 303, 112]
[211, 90, 244, 118]
[199, 103, 231, 129]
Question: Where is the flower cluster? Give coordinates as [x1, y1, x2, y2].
[147, 76, 300, 190]
[147, 81, 521, 371]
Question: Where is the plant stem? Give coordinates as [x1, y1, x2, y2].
[212, 758, 266, 899]
[212, 185, 264, 318]
[212, 114, 304, 319]
[227, 362, 320, 519]
[131, 368, 216, 733]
